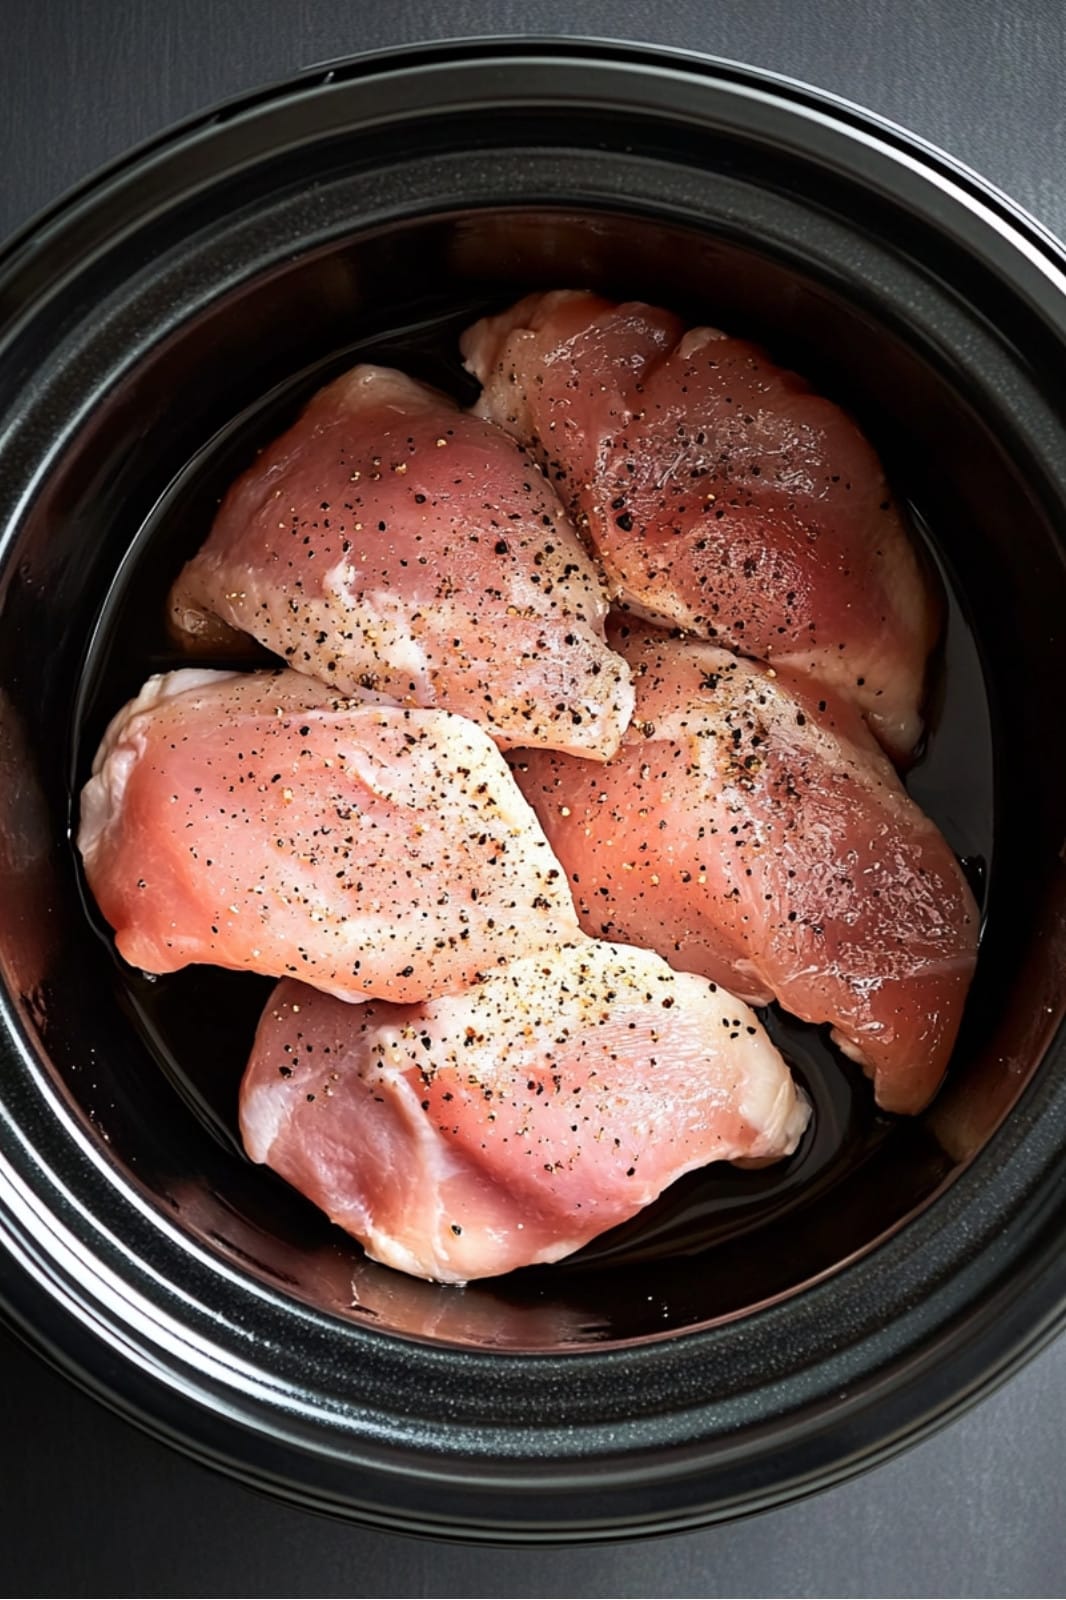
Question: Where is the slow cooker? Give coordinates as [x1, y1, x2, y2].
[1, 38, 1064, 1541]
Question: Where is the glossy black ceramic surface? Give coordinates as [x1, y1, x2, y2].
[0, 40, 1065, 1539]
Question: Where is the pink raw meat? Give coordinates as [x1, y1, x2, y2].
[78, 667, 580, 1002]
[463, 290, 938, 760]
[510, 622, 978, 1115]
[169, 364, 633, 760]
[240, 944, 809, 1282]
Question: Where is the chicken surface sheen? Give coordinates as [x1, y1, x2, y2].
[240, 945, 809, 1282]
[169, 364, 633, 760]
[78, 668, 580, 1002]
[510, 623, 978, 1115]
[462, 290, 938, 760]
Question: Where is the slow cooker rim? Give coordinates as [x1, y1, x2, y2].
[3, 34, 1064, 277]
[3, 35, 1066, 343]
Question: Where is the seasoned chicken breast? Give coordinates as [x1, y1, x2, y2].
[240, 946, 809, 1282]
[463, 290, 938, 760]
[78, 667, 580, 1002]
[510, 622, 978, 1114]
[169, 364, 633, 760]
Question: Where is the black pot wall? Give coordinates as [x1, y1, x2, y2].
[0, 41, 1065, 1539]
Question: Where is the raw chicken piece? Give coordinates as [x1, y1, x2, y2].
[78, 667, 580, 1002]
[510, 622, 979, 1115]
[169, 364, 633, 760]
[240, 946, 809, 1282]
[463, 290, 938, 760]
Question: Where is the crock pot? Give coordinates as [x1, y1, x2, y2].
[0, 38, 1064, 1542]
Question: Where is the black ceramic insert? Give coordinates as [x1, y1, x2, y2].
[0, 40, 1064, 1539]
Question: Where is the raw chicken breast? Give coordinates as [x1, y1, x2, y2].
[78, 667, 580, 1002]
[510, 623, 979, 1115]
[463, 290, 938, 760]
[169, 364, 633, 760]
[240, 945, 809, 1282]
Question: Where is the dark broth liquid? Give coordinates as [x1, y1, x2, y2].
[70, 305, 994, 1336]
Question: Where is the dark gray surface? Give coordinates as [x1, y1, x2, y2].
[2, 1, 1065, 1595]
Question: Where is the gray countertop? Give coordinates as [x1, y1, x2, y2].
[3, 2, 1065, 1594]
